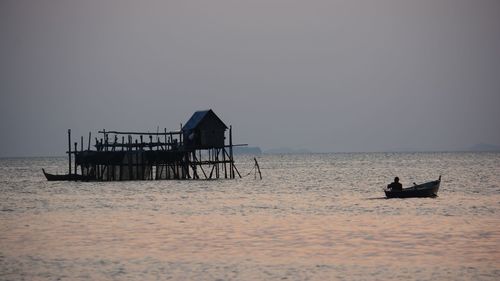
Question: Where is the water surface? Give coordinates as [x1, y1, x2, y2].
[1, 152, 499, 280]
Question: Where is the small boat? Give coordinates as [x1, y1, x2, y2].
[42, 169, 87, 181]
[384, 176, 441, 198]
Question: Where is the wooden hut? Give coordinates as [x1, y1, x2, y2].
[182, 109, 228, 149]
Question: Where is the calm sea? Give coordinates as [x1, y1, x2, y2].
[1, 152, 499, 280]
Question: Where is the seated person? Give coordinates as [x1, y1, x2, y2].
[387, 177, 403, 191]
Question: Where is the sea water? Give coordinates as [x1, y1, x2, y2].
[0, 152, 499, 280]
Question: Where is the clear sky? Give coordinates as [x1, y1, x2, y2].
[1, 0, 499, 156]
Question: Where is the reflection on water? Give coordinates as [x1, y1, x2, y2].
[1, 153, 499, 280]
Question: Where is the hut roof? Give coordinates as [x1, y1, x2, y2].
[182, 109, 228, 131]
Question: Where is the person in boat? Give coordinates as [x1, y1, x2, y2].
[387, 177, 403, 191]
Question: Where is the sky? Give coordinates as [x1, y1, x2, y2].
[1, 0, 499, 156]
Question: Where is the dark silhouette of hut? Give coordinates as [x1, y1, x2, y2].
[43, 109, 240, 181]
[182, 109, 228, 149]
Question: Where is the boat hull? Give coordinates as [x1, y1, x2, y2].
[385, 179, 440, 198]
[42, 169, 87, 181]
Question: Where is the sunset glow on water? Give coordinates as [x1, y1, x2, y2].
[1, 153, 499, 280]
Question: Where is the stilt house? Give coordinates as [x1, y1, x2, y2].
[54, 109, 240, 181]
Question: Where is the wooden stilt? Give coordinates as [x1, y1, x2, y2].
[223, 147, 227, 179]
[254, 158, 262, 180]
[68, 129, 71, 175]
[229, 126, 234, 179]
[74, 142, 77, 176]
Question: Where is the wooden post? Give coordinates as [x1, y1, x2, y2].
[254, 158, 262, 180]
[180, 123, 183, 145]
[119, 138, 123, 181]
[88, 132, 91, 151]
[128, 135, 132, 180]
[68, 129, 72, 175]
[80, 136, 84, 176]
[184, 152, 190, 179]
[229, 126, 234, 179]
[169, 132, 173, 150]
[135, 139, 139, 180]
[105, 133, 109, 152]
[215, 148, 219, 179]
[164, 128, 167, 150]
[74, 142, 78, 175]
[223, 147, 227, 179]
[191, 151, 198, 179]
[102, 129, 106, 151]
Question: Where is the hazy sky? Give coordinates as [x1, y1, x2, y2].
[1, 0, 499, 156]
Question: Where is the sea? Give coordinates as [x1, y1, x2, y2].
[0, 152, 499, 281]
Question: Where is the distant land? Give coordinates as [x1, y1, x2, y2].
[243, 144, 500, 155]
[264, 147, 313, 154]
[465, 143, 500, 152]
[233, 146, 262, 155]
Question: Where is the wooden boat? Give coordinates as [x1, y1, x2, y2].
[385, 176, 441, 198]
[42, 169, 87, 181]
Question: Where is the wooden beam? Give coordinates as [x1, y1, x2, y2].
[98, 130, 181, 136]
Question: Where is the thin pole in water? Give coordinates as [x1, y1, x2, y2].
[68, 129, 71, 175]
